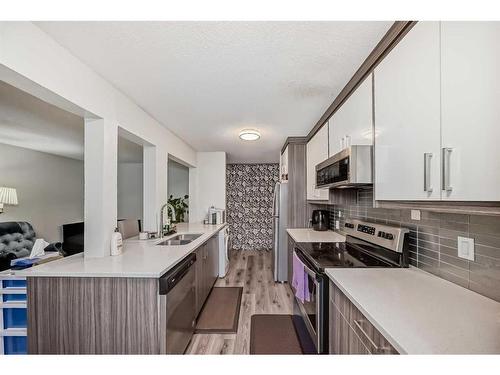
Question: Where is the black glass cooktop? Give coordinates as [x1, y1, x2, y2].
[295, 238, 401, 272]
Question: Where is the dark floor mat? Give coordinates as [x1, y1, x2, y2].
[250, 314, 305, 354]
[195, 287, 243, 333]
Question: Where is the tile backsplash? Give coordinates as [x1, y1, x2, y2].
[310, 189, 500, 302]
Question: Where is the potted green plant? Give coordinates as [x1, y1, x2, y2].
[167, 194, 189, 223]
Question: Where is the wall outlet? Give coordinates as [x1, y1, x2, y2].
[335, 220, 340, 230]
[410, 210, 421, 221]
[457, 236, 475, 261]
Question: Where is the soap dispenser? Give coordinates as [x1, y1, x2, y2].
[111, 227, 123, 256]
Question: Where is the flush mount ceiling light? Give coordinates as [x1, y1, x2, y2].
[239, 129, 261, 141]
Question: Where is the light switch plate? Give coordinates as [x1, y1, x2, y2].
[411, 210, 421, 221]
[457, 236, 475, 261]
[335, 220, 340, 230]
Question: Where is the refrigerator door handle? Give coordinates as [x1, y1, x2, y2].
[273, 216, 279, 281]
[272, 182, 280, 217]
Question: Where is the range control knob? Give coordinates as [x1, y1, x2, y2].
[385, 233, 394, 240]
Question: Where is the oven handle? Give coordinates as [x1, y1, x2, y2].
[293, 248, 319, 281]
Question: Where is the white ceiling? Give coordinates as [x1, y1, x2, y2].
[0, 80, 143, 163]
[35, 21, 392, 163]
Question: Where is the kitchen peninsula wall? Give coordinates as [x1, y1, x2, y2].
[309, 188, 500, 302]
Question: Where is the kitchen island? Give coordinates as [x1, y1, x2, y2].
[17, 223, 227, 354]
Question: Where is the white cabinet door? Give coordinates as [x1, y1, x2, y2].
[307, 124, 329, 200]
[441, 22, 500, 201]
[329, 75, 373, 157]
[374, 22, 441, 201]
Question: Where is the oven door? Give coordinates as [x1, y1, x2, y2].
[292, 248, 326, 353]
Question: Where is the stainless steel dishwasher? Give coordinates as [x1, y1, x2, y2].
[159, 253, 196, 354]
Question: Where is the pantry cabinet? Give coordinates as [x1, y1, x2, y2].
[440, 22, 500, 201]
[306, 124, 329, 201]
[374, 21, 441, 201]
[329, 75, 373, 157]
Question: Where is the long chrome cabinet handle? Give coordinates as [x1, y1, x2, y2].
[353, 319, 391, 354]
[424, 153, 433, 192]
[442, 148, 453, 192]
[353, 319, 379, 352]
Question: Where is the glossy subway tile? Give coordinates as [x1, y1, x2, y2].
[311, 188, 500, 302]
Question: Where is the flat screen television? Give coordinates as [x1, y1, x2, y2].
[62, 222, 84, 255]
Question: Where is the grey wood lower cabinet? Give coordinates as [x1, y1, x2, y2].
[195, 235, 219, 317]
[329, 281, 398, 355]
[27, 235, 221, 354]
[195, 245, 206, 316]
[28, 277, 160, 354]
[287, 235, 295, 283]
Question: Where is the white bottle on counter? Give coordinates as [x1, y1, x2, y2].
[110, 228, 123, 256]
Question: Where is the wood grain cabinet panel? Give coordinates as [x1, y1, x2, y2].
[329, 281, 398, 355]
[286, 142, 308, 229]
[28, 277, 159, 354]
[348, 329, 371, 355]
[331, 282, 350, 318]
[195, 245, 206, 316]
[195, 237, 219, 317]
[329, 303, 350, 354]
[287, 236, 295, 284]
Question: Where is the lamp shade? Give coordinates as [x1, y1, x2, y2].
[0, 187, 18, 205]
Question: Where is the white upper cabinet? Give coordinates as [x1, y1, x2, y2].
[374, 22, 442, 201]
[307, 124, 329, 201]
[441, 22, 500, 201]
[375, 21, 500, 202]
[329, 75, 373, 157]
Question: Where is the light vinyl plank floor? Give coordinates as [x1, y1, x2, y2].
[185, 250, 294, 354]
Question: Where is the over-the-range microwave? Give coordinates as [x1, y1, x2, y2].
[315, 145, 373, 189]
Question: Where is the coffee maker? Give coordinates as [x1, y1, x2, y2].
[311, 210, 329, 231]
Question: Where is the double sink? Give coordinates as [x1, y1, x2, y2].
[156, 233, 203, 246]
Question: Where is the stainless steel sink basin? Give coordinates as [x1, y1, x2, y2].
[156, 233, 203, 246]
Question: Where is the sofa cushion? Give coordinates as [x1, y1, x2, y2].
[0, 221, 35, 259]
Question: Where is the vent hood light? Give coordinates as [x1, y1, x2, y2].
[239, 129, 261, 141]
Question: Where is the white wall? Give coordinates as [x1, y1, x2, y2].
[168, 159, 189, 199]
[0, 22, 198, 257]
[0, 143, 84, 242]
[117, 163, 143, 221]
[189, 152, 226, 223]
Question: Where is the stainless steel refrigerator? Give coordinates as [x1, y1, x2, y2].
[272, 181, 288, 282]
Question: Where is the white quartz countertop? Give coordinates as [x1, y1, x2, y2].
[15, 223, 227, 278]
[286, 228, 345, 243]
[325, 268, 500, 354]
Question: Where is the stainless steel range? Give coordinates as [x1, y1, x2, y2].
[292, 219, 410, 354]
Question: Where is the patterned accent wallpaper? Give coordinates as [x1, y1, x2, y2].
[226, 164, 279, 251]
[309, 189, 500, 302]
